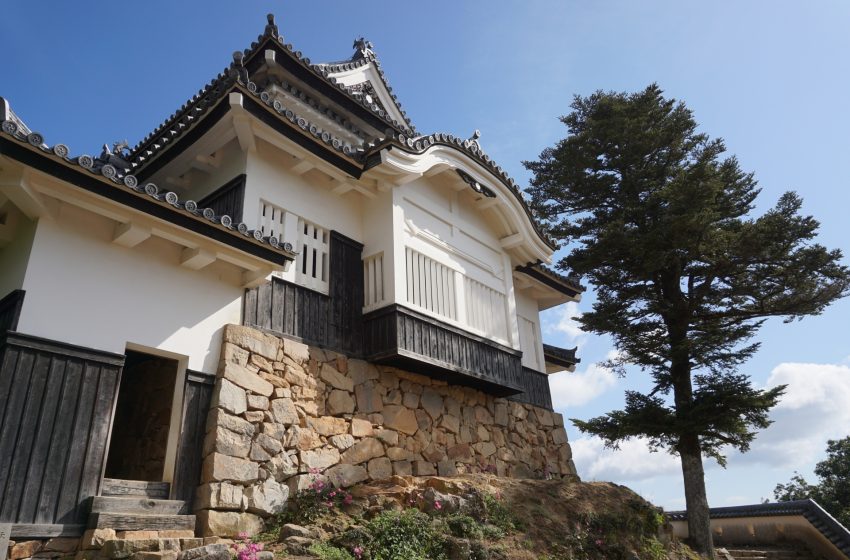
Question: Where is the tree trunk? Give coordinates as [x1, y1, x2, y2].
[679, 433, 714, 558]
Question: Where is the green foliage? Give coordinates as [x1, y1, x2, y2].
[308, 542, 355, 560]
[281, 474, 354, 525]
[641, 537, 668, 560]
[525, 83, 850, 554]
[444, 514, 484, 540]
[359, 509, 448, 560]
[481, 492, 518, 533]
[774, 435, 850, 526]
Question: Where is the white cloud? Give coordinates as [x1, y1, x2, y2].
[571, 436, 682, 482]
[550, 360, 618, 408]
[543, 301, 585, 346]
[726, 362, 850, 469]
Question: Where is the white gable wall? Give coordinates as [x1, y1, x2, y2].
[16, 205, 243, 374]
[0, 214, 36, 298]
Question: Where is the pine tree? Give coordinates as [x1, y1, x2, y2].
[525, 84, 850, 558]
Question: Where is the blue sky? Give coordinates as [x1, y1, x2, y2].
[3, 2, 849, 510]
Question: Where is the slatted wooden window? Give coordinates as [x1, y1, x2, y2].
[363, 252, 385, 310]
[464, 277, 508, 342]
[405, 247, 457, 321]
[297, 218, 329, 293]
[518, 315, 542, 370]
[259, 201, 329, 294]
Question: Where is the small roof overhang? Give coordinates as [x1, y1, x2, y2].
[543, 343, 580, 374]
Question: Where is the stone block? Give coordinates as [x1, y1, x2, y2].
[223, 325, 280, 361]
[386, 446, 415, 461]
[176, 538, 203, 550]
[340, 437, 384, 464]
[447, 443, 473, 462]
[476, 425, 491, 442]
[326, 390, 355, 415]
[494, 402, 508, 426]
[350, 418, 373, 437]
[382, 405, 418, 435]
[221, 362, 274, 397]
[261, 422, 286, 440]
[324, 463, 369, 487]
[249, 443, 272, 462]
[249, 354, 273, 374]
[307, 416, 348, 436]
[392, 460, 412, 476]
[244, 411, 264, 423]
[299, 447, 340, 471]
[40, 539, 77, 553]
[439, 414, 460, 434]
[12, 541, 43, 559]
[420, 388, 443, 420]
[99, 539, 160, 559]
[247, 395, 270, 410]
[373, 429, 399, 446]
[220, 342, 249, 367]
[384, 389, 403, 405]
[255, 433, 283, 455]
[354, 383, 383, 413]
[79, 528, 115, 550]
[286, 426, 322, 451]
[206, 409, 255, 436]
[115, 531, 158, 540]
[177, 543, 230, 560]
[402, 392, 420, 409]
[367, 457, 393, 480]
[551, 427, 568, 445]
[203, 453, 259, 483]
[282, 338, 310, 364]
[197, 511, 264, 538]
[347, 359, 380, 383]
[319, 364, 353, 392]
[270, 398, 298, 425]
[437, 460, 458, 477]
[244, 478, 289, 516]
[211, 378, 247, 416]
[132, 552, 178, 560]
[204, 426, 251, 458]
[413, 461, 437, 476]
[329, 434, 355, 450]
[267, 453, 298, 481]
[196, 482, 243, 510]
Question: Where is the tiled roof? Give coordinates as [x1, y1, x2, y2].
[515, 262, 585, 294]
[667, 500, 850, 558]
[542, 343, 579, 366]
[0, 111, 296, 262]
[81, 14, 560, 252]
[128, 15, 414, 172]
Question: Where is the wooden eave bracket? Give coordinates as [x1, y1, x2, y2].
[229, 93, 257, 152]
[0, 167, 54, 220]
[112, 221, 152, 248]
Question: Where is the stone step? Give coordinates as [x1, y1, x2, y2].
[724, 548, 816, 560]
[89, 512, 196, 532]
[92, 496, 188, 515]
[101, 478, 171, 499]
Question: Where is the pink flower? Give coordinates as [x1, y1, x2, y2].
[344, 494, 353, 505]
[238, 531, 249, 539]
[353, 546, 364, 559]
[595, 539, 604, 547]
[434, 500, 442, 510]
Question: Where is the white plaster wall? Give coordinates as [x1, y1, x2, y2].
[0, 214, 36, 298]
[243, 141, 363, 242]
[182, 140, 248, 204]
[16, 204, 243, 373]
[515, 289, 546, 371]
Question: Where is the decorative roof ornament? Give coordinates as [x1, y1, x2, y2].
[97, 140, 130, 169]
[264, 13, 279, 39]
[352, 37, 375, 61]
[464, 129, 482, 153]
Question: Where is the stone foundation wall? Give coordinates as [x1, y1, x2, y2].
[196, 324, 576, 536]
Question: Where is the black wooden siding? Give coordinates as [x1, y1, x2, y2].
[197, 174, 246, 223]
[172, 370, 215, 511]
[507, 367, 554, 410]
[243, 230, 555, 408]
[0, 290, 25, 333]
[363, 304, 525, 397]
[0, 332, 123, 533]
[243, 231, 364, 355]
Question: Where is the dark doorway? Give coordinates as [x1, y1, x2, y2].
[105, 350, 179, 481]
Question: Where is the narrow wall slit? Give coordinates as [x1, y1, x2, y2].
[104, 350, 178, 481]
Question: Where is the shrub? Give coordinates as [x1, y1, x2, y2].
[283, 470, 354, 525]
[445, 514, 484, 540]
[362, 509, 448, 560]
[308, 542, 355, 560]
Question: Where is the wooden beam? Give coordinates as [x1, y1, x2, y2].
[232, 114, 256, 153]
[290, 158, 314, 176]
[242, 269, 271, 288]
[500, 233, 524, 249]
[112, 221, 152, 248]
[0, 170, 52, 219]
[180, 247, 216, 270]
[393, 172, 423, 186]
[331, 181, 355, 196]
[11, 524, 85, 538]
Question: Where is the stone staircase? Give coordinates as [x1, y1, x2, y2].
[719, 546, 820, 560]
[90, 478, 196, 533]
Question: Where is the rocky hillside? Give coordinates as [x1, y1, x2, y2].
[254, 474, 700, 560]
